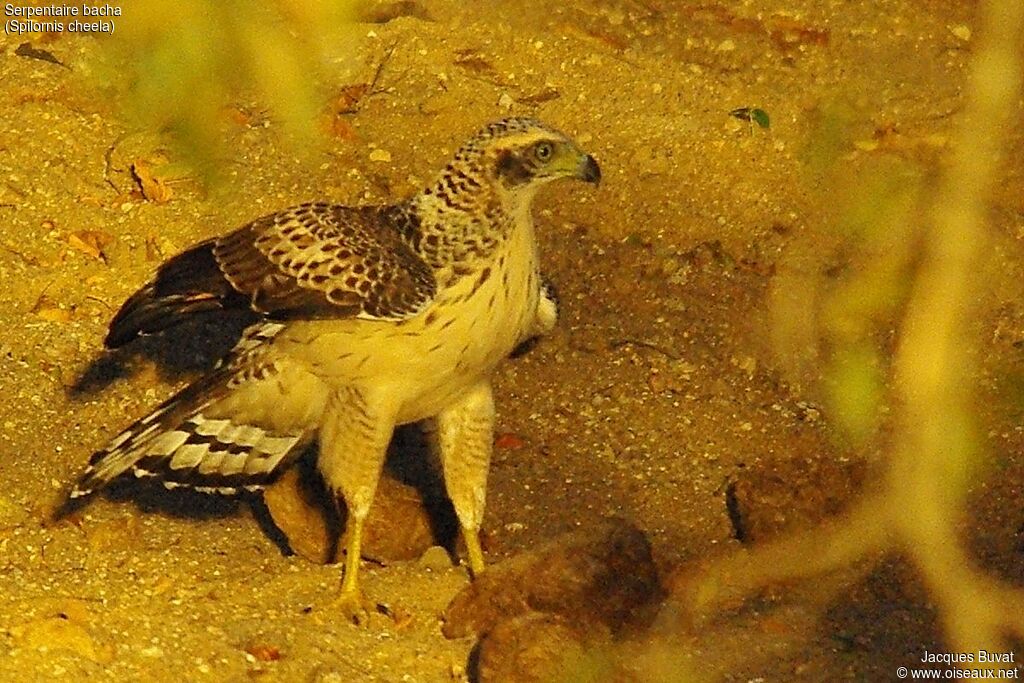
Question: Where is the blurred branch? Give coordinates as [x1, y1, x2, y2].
[668, 0, 1024, 668]
[99, 0, 358, 184]
[681, 493, 891, 615]
[889, 0, 1024, 653]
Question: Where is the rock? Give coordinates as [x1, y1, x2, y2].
[473, 612, 592, 683]
[418, 545, 453, 571]
[263, 466, 440, 564]
[262, 468, 333, 563]
[11, 603, 113, 664]
[725, 457, 865, 544]
[361, 474, 440, 563]
[442, 517, 663, 639]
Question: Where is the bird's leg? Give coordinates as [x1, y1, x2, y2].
[340, 506, 366, 596]
[434, 381, 495, 577]
[319, 386, 394, 623]
[462, 523, 486, 577]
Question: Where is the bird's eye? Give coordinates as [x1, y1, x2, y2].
[534, 142, 554, 162]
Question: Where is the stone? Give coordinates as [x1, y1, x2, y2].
[473, 612, 592, 683]
[263, 465, 440, 564]
[442, 517, 663, 639]
[418, 545, 453, 571]
[725, 457, 865, 544]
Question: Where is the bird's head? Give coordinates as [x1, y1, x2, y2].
[481, 118, 601, 192]
[428, 118, 600, 211]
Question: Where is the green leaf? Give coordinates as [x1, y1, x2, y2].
[751, 108, 771, 129]
[729, 107, 771, 129]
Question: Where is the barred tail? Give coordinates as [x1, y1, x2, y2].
[66, 370, 318, 507]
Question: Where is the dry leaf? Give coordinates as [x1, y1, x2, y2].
[34, 307, 71, 323]
[145, 235, 178, 261]
[387, 605, 414, 630]
[245, 643, 282, 662]
[454, 49, 497, 75]
[494, 432, 526, 450]
[330, 84, 370, 115]
[130, 160, 174, 203]
[518, 87, 561, 105]
[223, 105, 254, 127]
[68, 230, 114, 261]
[322, 86, 369, 140]
[14, 42, 68, 69]
[328, 117, 358, 141]
[32, 289, 72, 323]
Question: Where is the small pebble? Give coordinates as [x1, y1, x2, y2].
[418, 545, 453, 571]
[949, 24, 971, 41]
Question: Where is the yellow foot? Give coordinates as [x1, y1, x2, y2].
[464, 527, 486, 578]
[330, 588, 376, 626]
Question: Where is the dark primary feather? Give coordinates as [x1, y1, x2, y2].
[105, 242, 246, 347]
[105, 202, 437, 348]
[68, 356, 316, 501]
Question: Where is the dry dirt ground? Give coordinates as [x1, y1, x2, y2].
[2, 0, 1024, 681]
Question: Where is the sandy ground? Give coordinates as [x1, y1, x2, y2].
[2, 0, 1024, 680]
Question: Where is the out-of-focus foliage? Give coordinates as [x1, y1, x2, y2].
[684, 0, 1024, 671]
[98, 0, 359, 183]
[774, 106, 926, 446]
[820, 157, 922, 445]
[799, 99, 857, 179]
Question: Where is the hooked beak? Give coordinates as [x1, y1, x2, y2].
[576, 154, 601, 185]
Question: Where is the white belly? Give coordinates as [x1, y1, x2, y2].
[276, 223, 540, 424]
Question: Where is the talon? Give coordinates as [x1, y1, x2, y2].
[330, 588, 373, 625]
[330, 509, 375, 624]
[464, 527, 486, 578]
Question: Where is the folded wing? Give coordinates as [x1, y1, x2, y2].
[105, 202, 435, 347]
